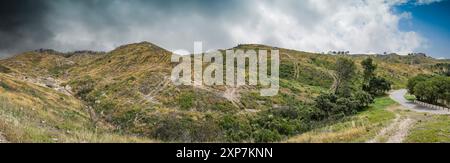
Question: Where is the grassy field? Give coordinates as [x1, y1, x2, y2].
[286, 97, 397, 143]
[405, 115, 450, 143]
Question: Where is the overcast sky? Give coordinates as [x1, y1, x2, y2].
[0, 0, 448, 58]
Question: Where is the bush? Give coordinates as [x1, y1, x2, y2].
[220, 105, 311, 142]
[219, 115, 252, 142]
[313, 91, 373, 120]
[152, 116, 190, 142]
[178, 92, 195, 110]
[314, 93, 338, 118]
[152, 114, 222, 142]
[70, 76, 96, 100]
[253, 129, 282, 143]
[352, 91, 374, 109]
[280, 63, 294, 79]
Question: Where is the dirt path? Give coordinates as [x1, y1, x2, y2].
[367, 108, 416, 143]
[386, 118, 415, 143]
[328, 71, 338, 93]
[367, 114, 400, 143]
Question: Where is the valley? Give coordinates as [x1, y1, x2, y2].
[0, 42, 449, 143]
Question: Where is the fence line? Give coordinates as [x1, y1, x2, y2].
[413, 100, 450, 112]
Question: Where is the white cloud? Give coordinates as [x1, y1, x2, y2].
[415, 0, 444, 5]
[42, 0, 437, 55]
[226, 0, 425, 54]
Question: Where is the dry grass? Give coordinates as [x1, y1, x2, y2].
[0, 73, 153, 143]
[287, 126, 369, 143]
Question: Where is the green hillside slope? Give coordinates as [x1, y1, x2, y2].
[0, 42, 447, 142]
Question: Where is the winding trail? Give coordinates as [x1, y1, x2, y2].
[369, 89, 449, 143]
[390, 89, 450, 115]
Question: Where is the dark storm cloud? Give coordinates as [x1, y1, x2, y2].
[0, 0, 54, 56]
[0, 0, 244, 57]
[42, 0, 249, 53]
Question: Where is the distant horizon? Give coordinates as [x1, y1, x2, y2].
[1, 40, 447, 60]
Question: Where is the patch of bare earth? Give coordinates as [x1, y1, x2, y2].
[386, 118, 415, 143]
[367, 106, 416, 143]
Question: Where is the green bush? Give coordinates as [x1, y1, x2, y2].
[178, 92, 195, 110]
[219, 115, 252, 142]
[253, 129, 282, 143]
[313, 91, 374, 120]
[352, 91, 374, 109]
[70, 76, 96, 100]
[152, 116, 190, 141]
[152, 115, 222, 142]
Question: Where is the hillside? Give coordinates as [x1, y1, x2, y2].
[0, 73, 151, 142]
[0, 42, 448, 142]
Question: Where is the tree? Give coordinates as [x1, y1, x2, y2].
[313, 58, 376, 121]
[429, 76, 450, 105]
[364, 77, 391, 96]
[361, 58, 391, 96]
[414, 81, 438, 103]
[361, 58, 377, 81]
[407, 74, 433, 95]
[335, 58, 356, 97]
[410, 75, 449, 105]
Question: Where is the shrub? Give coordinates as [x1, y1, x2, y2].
[314, 93, 338, 118]
[219, 115, 252, 142]
[313, 91, 374, 120]
[253, 129, 282, 143]
[178, 92, 195, 110]
[152, 116, 190, 142]
[152, 114, 222, 142]
[70, 76, 96, 100]
[352, 91, 374, 109]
